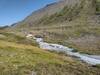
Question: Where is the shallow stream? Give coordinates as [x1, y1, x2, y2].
[34, 37, 100, 65]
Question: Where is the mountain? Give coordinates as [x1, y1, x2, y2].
[8, 0, 100, 55]
[10, 0, 99, 29]
[0, 0, 100, 75]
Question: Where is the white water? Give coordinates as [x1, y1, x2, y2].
[34, 37, 100, 65]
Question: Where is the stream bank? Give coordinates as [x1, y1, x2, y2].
[27, 35, 100, 65]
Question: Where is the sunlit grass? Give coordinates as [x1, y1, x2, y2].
[0, 32, 100, 75]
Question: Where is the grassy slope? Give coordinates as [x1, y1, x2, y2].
[0, 40, 65, 75]
[0, 32, 100, 75]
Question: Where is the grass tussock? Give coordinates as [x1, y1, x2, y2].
[0, 32, 38, 46]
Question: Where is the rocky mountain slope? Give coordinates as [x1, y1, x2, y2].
[10, 0, 99, 29]
[8, 0, 100, 55]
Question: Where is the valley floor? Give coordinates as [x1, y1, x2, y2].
[0, 32, 100, 75]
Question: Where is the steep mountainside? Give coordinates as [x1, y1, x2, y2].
[8, 0, 100, 55]
[10, 0, 99, 29]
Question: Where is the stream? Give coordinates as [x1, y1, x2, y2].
[33, 37, 100, 65]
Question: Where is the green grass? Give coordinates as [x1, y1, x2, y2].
[0, 40, 66, 75]
[0, 40, 100, 75]
[96, 0, 100, 13]
[0, 32, 38, 46]
[0, 32, 100, 75]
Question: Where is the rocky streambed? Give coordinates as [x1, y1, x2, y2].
[33, 37, 100, 65]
